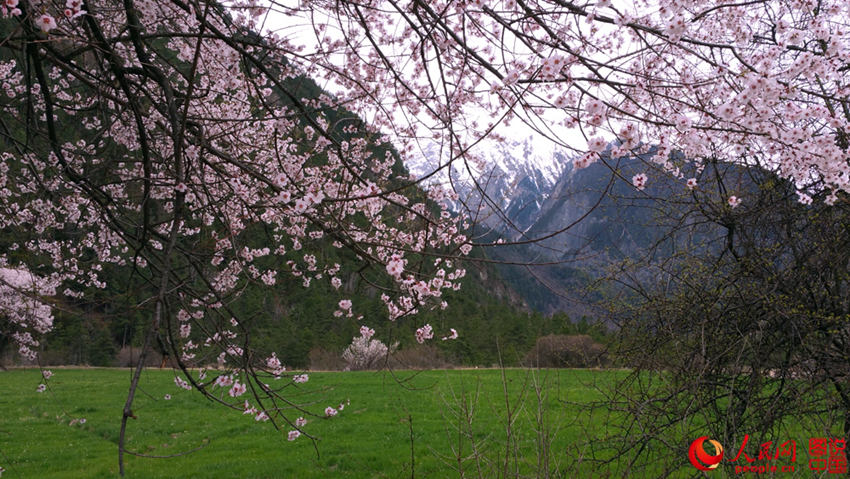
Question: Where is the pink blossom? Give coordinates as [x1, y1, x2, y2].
[37, 14, 57, 33]
[442, 328, 459, 341]
[305, 190, 325, 205]
[229, 381, 247, 397]
[37, 384, 46, 393]
[295, 417, 307, 427]
[325, 406, 338, 417]
[632, 173, 647, 191]
[502, 68, 521, 86]
[386, 256, 405, 277]
[587, 137, 607, 153]
[338, 299, 352, 310]
[214, 375, 234, 388]
[587, 114, 605, 127]
[174, 376, 191, 390]
[664, 15, 687, 42]
[266, 353, 284, 375]
[619, 124, 639, 147]
[727, 196, 742, 208]
[715, 102, 738, 121]
[673, 114, 692, 131]
[164, 394, 171, 400]
[586, 99, 605, 116]
[293, 198, 309, 213]
[415, 324, 434, 344]
[293, 374, 309, 384]
[539, 55, 567, 79]
[686, 178, 698, 190]
[574, 153, 595, 170]
[411, 280, 430, 298]
[359, 325, 375, 339]
[287, 430, 301, 441]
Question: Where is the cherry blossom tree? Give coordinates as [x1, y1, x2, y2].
[341, 325, 396, 370]
[0, 0, 467, 473]
[271, 0, 848, 211]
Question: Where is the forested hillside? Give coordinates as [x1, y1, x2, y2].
[0, 39, 604, 368]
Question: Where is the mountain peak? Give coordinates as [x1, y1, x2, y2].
[405, 134, 570, 233]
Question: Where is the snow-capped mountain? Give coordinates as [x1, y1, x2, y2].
[406, 134, 571, 235]
[408, 133, 762, 317]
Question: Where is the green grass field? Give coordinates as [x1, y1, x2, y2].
[0, 368, 623, 478]
[2, 368, 835, 478]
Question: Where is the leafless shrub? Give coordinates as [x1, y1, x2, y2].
[586, 166, 850, 476]
[388, 344, 454, 370]
[524, 335, 607, 368]
[308, 347, 347, 371]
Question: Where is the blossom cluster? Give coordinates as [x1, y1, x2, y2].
[0, 267, 57, 362]
[0, 0, 473, 434]
[292, 0, 850, 206]
[342, 329, 392, 371]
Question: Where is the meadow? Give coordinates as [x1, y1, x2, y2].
[0, 368, 626, 478]
[2, 368, 834, 478]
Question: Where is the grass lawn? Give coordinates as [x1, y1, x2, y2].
[0, 368, 620, 478]
[2, 368, 835, 478]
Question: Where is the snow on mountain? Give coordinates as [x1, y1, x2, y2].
[406, 134, 571, 234]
